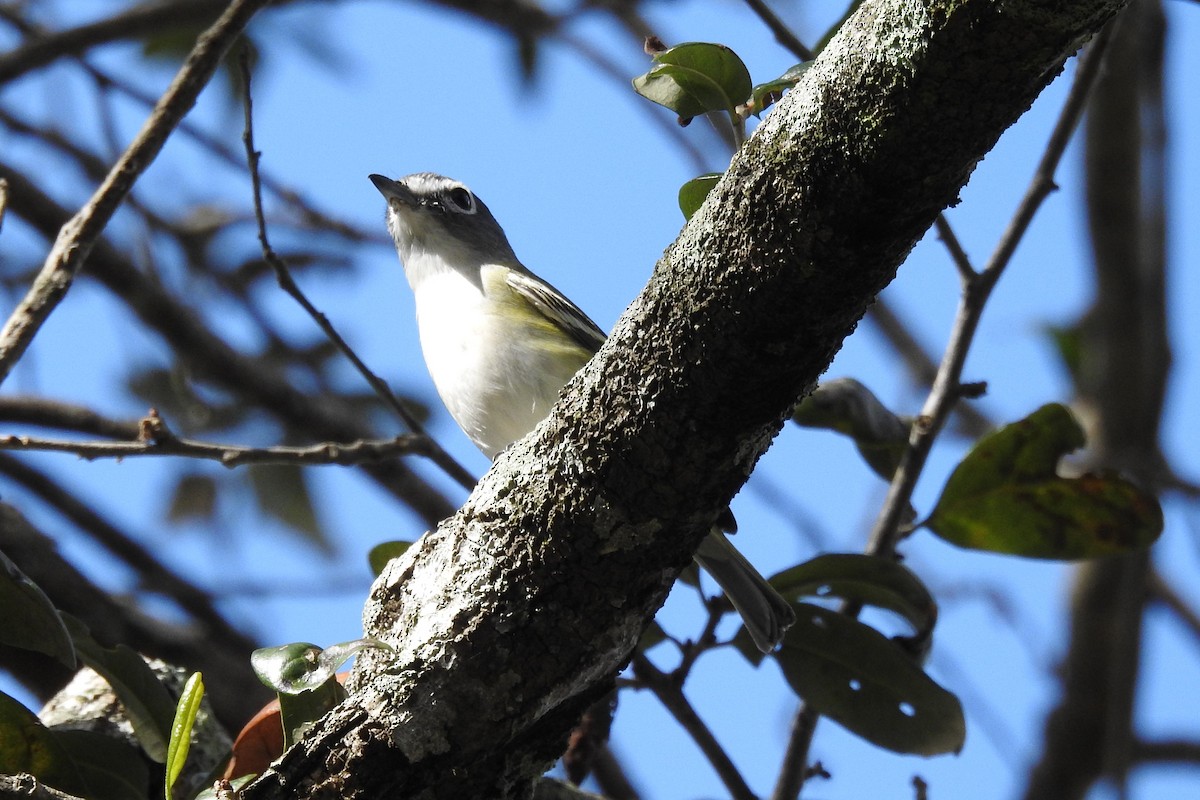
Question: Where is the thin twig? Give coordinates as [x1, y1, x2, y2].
[865, 299, 993, 439]
[0, 177, 8, 232]
[0, 0, 233, 83]
[770, 708, 820, 800]
[741, 0, 815, 62]
[237, 53, 477, 492]
[0, 396, 143, 438]
[865, 26, 1112, 557]
[933, 213, 977, 281]
[1130, 738, 1200, 765]
[630, 652, 756, 800]
[1147, 569, 1200, 645]
[672, 599, 725, 681]
[0, 425, 432, 468]
[772, 30, 1115, 798]
[0, 0, 273, 387]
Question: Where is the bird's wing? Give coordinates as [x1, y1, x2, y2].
[505, 268, 608, 354]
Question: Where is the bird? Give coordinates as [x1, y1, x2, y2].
[370, 171, 794, 652]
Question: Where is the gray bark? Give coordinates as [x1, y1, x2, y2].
[242, 1, 1128, 797]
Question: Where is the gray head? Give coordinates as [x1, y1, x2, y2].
[369, 172, 519, 286]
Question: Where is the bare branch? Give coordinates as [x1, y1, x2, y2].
[0, 0, 273, 386]
[866, 299, 993, 438]
[630, 652, 755, 800]
[0, 396, 142, 439]
[933, 213, 978, 281]
[741, 0, 815, 61]
[237, 54, 477, 491]
[773, 28, 1116, 798]
[0, 421, 433, 468]
[0, 0, 230, 83]
[865, 25, 1113, 557]
[1131, 738, 1200, 764]
[1148, 569, 1200, 646]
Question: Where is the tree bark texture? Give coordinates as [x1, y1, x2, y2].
[244, 1, 1128, 797]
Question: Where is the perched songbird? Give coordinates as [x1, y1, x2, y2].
[370, 172, 794, 652]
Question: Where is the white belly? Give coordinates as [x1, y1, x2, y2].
[413, 269, 590, 458]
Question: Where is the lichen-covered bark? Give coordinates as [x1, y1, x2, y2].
[243, 1, 1128, 797]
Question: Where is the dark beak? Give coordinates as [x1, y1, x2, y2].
[368, 174, 416, 205]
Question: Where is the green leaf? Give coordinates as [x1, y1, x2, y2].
[749, 63, 810, 116]
[63, 616, 176, 763]
[0, 690, 89, 798]
[632, 42, 752, 121]
[278, 681, 343, 751]
[770, 554, 937, 641]
[774, 604, 965, 756]
[248, 464, 330, 552]
[51, 730, 149, 800]
[165, 673, 204, 800]
[927, 404, 1164, 559]
[252, 639, 387, 697]
[251, 642, 373, 748]
[793, 378, 911, 482]
[368, 540, 412, 576]
[678, 173, 723, 220]
[0, 548, 76, 667]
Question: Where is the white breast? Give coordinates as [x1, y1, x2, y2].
[413, 267, 586, 458]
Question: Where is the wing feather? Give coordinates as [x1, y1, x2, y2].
[505, 269, 607, 354]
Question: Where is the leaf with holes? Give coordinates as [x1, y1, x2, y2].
[774, 604, 964, 755]
[632, 42, 752, 121]
[927, 404, 1163, 559]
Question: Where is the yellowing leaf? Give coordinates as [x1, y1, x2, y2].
[927, 404, 1163, 559]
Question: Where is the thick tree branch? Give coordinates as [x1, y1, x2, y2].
[776, 26, 1114, 795]
[241, 2, 1127, 798]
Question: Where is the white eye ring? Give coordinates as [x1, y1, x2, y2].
[446, 186, 476, 213]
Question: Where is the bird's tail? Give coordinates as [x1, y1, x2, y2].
[694, 531, 795, 653]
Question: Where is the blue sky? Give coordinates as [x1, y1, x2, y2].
[2, 1, 1199, 798]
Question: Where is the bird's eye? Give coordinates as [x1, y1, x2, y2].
[446, 187, 475, 213]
